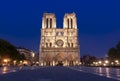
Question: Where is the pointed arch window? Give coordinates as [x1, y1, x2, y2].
[46, 43, 48, 47]
[68, 43, 70, 47]
[71, 18, 73, 28]
[50, 42, 52, 47]
[50, 18, 52, 28]
[71, 43, 74, 47]
[67, 19, 69, 28]
[46, 18, 49, 28]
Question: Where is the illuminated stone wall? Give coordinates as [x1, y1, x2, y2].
[39, 13, 80, 66]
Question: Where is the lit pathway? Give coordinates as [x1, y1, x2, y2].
[0, 66, 119, 81]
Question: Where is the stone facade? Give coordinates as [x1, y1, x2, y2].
[39, 13, 80, 66]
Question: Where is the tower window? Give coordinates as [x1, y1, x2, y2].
[50, 18, 52, 28]
[67, 19, 69, 28]
[71, 19, 73, 28]
[46, 18, 49, 28]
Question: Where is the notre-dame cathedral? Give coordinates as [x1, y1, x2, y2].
[39, 13, 80, 66]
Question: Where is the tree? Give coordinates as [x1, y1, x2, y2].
[19, 54, 26, 60]
[117, 41, 120, 50]
[108, 48, 117, 60]
[108, 41, 120, 61]
[81, 54, 97, 65]
[0, 38, 25, 61]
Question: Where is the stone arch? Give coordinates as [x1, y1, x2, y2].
[55, 53, 64, 61]
[68, 54, 75, 61]
[54, 53, 65, 65]
[68, 54, 75, 66]
[44, 54, 52, 66]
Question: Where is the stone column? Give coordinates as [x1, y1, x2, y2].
[48, 18, 50, 28]
[69, 19, 71, 29]
[74, 17, 77, 29]
[42, 17, 44, 29]
[63, 17, 66, 28]
[53, 17, 56, 28]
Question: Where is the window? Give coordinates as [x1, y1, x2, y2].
[68, 43, 70, 47]
[56, 32, 59, 36]
[71, 43, 74, 47]
[46, 18, 49, 28]
[67, 19, 69, 28]
[46, 43, 48, 47]
[50, 42, 52, 47]
[50, 18, 52, 28]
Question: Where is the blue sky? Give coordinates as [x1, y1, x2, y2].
[0, 0, 120, 57]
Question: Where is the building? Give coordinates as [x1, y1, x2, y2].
[17, 47, 38, 65]
[39, 13, 80, 66]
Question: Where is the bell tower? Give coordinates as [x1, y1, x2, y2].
[42, 13, 56, 29]
[63, 13, 77, 29]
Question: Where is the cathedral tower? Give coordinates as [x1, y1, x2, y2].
[42, 13, 56, 29]
[63, 13, 77, 29]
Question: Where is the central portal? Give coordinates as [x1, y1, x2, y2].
[55, 53, 64, 66]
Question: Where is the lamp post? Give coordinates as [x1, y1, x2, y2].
[98, 61, 102, 66]
[3, 59, 9, 66]
[115, 60, 119, 66]
[31, 52, 35, 64]
[104, 60, 109, 66]
[13, 60, 17, 66]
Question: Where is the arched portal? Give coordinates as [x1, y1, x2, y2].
[44, 54, 52, 66]
[68, 54, 75, 66]
[54, 53, 65, 66]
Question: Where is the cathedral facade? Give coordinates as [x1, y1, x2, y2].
[39, 13, 80, 66]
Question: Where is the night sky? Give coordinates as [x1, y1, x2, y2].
[0, 0, 120, 57]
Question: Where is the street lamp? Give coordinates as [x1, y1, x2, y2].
[3, 59, 10, 66]
[20, 61, 23, 65]
[115, 60, 119, 63]
[32, 52, 35, 58]
[115, 60, 119, 65]
[95, 62, 98, 66]
[3, 59, 8, 63]
[98, 61, 102, 64]
[111, 62, 114, 65]
[103, 63, 106, 66]
[13, 60, 17, 65]
[105, 60, 109, 64]
[103, 60, 109, 66]
[98, 61, 102, 66]
[31, 52, 35, 64]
